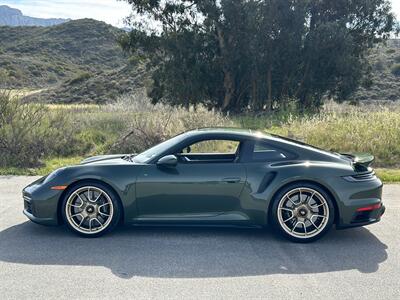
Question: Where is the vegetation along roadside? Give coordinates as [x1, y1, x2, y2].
[0, 90, 399, 182]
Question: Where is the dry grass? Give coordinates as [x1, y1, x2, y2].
[1, 91, 399, 181]
[108, 92, 233, 153]
[258, 101, 400, 167]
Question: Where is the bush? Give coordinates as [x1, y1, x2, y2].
[373, 60, 385, 71]
[0, 91, 81, 167]
[0, 91, 48, 167]
[69, 72, 92, 85]
[390, 64, 400, 77]
[109, 93, 233, 154]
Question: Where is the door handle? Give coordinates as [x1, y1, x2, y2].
[222, 177, 241, 183]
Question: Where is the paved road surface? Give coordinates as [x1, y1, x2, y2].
[0, 176, 399, 299]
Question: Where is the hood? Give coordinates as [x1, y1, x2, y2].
[80, 154, 128, 165]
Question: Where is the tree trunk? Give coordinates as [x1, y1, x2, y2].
[222, 72, 235, 111]
[280, 75, 289, 109]
[216, 26, 235, 111]
[251, 71, 258, 110]
[266, 66, 272, 111]
[295, 61, 310, 106]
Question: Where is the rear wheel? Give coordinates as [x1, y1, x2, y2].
[271, 183, 335, 243]
[61, 182, 121, 237]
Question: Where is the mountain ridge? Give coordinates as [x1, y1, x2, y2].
[0, 5, 70, 27]
[0, 18, 126, 89]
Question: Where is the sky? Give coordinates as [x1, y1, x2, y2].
[0, 0, 132, 26]
[1, 0, 400, 27]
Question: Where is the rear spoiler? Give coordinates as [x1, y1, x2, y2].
[341, 152, 375, 170]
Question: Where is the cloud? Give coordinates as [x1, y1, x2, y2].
[392, 0, 400, 19]
[1, 0, 132, 26]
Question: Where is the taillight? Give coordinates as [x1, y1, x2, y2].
[356, 203, 381, 212]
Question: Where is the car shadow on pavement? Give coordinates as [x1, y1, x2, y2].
[0, 222, 388, 279]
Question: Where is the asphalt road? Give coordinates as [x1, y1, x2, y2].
[0, 176, 399, 299]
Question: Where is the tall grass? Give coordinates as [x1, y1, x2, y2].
[0, 90, 232, 168]
[238, 101, 400, 167]
[106, 92, 233, 153]
[1, 89, 399, 170]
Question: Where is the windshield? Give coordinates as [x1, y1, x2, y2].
[133, 133, 188, 163]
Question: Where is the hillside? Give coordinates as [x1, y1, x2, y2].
[0, 18, 126, 88]
[354, 39, 400, 102]
[25, 64, 148, 104]
[0, 5, 69, 27]
[0, 14, 398, 104]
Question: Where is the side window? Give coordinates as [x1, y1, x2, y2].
[182, 139, 239, 154]
[250, 141, 289, 162]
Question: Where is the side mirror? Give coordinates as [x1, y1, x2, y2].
[157, 155, 178, 167]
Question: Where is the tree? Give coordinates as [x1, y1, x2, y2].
[121, 0, 397, 112]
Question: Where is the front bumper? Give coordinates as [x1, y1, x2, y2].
[22, 179, 61, 226]
[23, 209, 57, 226]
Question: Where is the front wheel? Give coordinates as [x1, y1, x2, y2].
[61, 182, 122, 237]
[270, 183, 335, 243]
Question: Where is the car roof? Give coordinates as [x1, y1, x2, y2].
[185, 128, 339, 159]
[186, 127, 270, 139]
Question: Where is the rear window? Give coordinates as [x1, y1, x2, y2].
[250, 141, 291, 162]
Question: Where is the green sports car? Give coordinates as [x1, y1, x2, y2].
[22, 128, 385, 242]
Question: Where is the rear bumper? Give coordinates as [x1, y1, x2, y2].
[337, 203, 385, 229]
[328, 175, 385, 228]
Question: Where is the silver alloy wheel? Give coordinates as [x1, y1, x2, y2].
[277, 187, 329, 239]
[65, 186, 114, 234]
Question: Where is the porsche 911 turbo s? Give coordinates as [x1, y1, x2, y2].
[22, 128, 385, 242]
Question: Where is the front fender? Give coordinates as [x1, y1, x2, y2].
[24, 164, 143, 225]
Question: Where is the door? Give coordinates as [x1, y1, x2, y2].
[135, 139, 247, 220]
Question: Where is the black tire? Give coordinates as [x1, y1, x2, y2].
[270, 182, 335, 243]
[61, 181, 122, 237]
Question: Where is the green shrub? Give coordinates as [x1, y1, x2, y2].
[47, 74, 58, 83]
[8, 68, 23, 79]
[391, 64, 400, 77]
[0, 91, 81, 167]
[0, 91, 48, 167]
[0, 69, 8, 82]
[69, 72, 92, 85]
[77, 128, 111, 154]
[373, 60, 385, 71]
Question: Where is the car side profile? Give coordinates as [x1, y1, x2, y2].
[22, 128, 385, 242]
